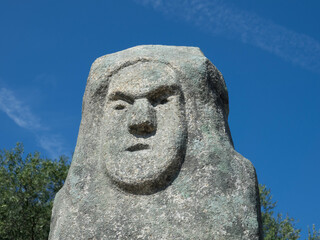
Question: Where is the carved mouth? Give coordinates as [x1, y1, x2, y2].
[126, 144, 150, 152]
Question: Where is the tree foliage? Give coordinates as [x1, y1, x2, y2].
[308, 225, 320, 240]
[260, 184, 320, 240]
[0, 143, 69, 240]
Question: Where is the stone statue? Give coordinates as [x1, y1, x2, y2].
[49, 45, 262, 240]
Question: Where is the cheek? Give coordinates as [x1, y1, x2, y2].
[102, 113, 128, 153]
[103, 110, 129, 135]
[156, 102, 184, 130]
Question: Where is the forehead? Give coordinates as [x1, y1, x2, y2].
[108, 62, 177, 97]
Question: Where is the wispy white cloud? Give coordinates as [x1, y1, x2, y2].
[135, 0, 320, 74]
[37, 134, 67, 160]
[0, 88, 44, 130]
[0, 87, 67, 158]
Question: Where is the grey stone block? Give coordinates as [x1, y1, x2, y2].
[49, 45, 262, 240]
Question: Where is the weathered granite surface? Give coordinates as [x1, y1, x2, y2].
[49, 45, 262, 240]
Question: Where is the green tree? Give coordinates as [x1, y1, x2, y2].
[308, 225, 320, 240]
[0, 143, 69, 240]
[260, 184, 320, 240]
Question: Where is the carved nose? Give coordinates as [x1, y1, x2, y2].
[128, 98, 157, 136]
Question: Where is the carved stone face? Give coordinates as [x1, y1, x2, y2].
[100, 62, 187, 194]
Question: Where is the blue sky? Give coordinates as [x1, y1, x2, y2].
[0, 0, 319, 237]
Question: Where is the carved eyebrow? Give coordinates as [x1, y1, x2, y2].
[147, 84, 180, 100]
[108, 92, 134, 104]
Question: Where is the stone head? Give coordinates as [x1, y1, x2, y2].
[100, 61, 187, 194]
[75, 45, 234, 196]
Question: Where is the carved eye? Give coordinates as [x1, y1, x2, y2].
[159, 98, 168, 105]
[114, 104, 126, 110]
[150, 96, 169, 107]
